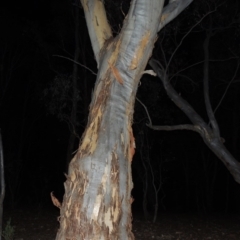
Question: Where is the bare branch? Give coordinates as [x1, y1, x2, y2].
[166, 9, 216, 71]
[149, 59, 209, 128]
[149, 59, 240, 184]
[53, 55, 97, 75]
[214, 61, 240, 114]
[136, 97, 152, 126]
[169, 56, 238, 81]
[147, 123, 202, 133]
[203, 24, 220, 137]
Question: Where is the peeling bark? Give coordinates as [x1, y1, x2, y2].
[55, 0, 194, 239]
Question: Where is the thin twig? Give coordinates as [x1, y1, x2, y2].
[169, 57, 238, 81]
[166, 9, 216, 71]
[53, 55, 97, 75]
[136, 97, 152, 126]
[214, 61, 240, 114]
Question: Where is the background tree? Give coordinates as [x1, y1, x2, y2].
[141, 0, 240, 212]
[147, 1, 240, 184]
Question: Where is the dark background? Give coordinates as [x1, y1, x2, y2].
[1, 0, 240, 219]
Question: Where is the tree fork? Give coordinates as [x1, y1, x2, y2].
[55, 0, 194, 239]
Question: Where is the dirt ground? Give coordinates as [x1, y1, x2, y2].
[2, 208, 240, 240]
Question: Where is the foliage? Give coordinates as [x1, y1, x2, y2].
[2, 218, 15, 240]
[42, 74, 80, 123]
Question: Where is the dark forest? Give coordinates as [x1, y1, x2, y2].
[1, 0, 240, 239]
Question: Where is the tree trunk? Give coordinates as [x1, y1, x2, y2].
[55, 0, 194, 238]
[55, 44, 139, 238]
[56, 1, 164, 239]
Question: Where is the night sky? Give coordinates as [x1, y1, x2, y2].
[1, 0, 240, 216]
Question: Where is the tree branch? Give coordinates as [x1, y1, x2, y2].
[136, 97, 153, 126]
[149, 59, 240, 184]
[53, 55, 97, 75]
[80, 0, 112, 66]
[169, 56, 238, 82]
[203, 24, 220, 137]
[214, 60, 240, 114]
[149, 59, 209, 129]
[159, 0, 194, 31]
[147, 123, 204, 134]
[166, 9, 216, 70]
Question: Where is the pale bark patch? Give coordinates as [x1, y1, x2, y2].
[130, 31, 151, 70]
[120, 132, 124, 146]
[104, 208, 113, 232]
[108, 39, 122, 64]
[93, 1, 112, 46]
[80, 79, 111, 156]
[59, 168, 89, 235]
[80, 117, 100, 155]
[92, 194, 102, 221]
[109, 63, 124, 85]
[81, 0, 112, 57]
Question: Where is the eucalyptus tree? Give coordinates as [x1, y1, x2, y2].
[55, 0, 193, 239]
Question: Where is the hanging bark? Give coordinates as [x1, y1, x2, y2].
[55, 0, 194, 239]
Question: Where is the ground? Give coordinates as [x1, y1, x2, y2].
[2, 208, 240, 240]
